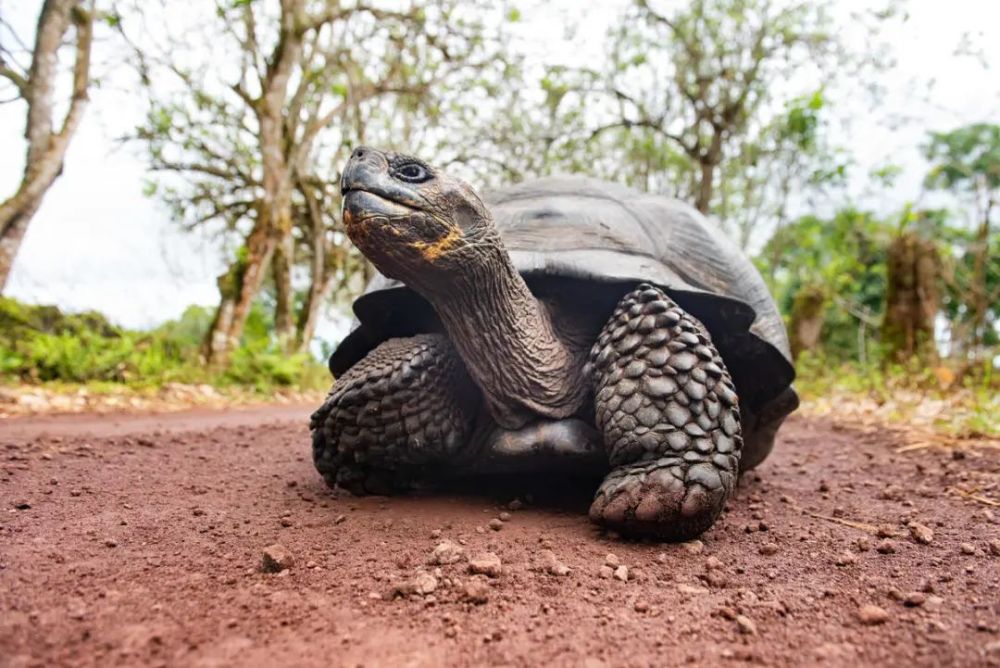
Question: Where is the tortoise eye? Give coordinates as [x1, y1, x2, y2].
[394, 162, 431, 183]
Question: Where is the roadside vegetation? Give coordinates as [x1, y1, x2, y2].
[0, 297, 328, 395]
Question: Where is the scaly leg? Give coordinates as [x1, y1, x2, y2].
[310, 334, 479, 494]
[587, 284, 743, 540]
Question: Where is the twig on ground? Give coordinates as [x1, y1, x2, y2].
[895, 442, 936, 453]
[798, 508, 880, 534]
[950, 488, 1000, 507]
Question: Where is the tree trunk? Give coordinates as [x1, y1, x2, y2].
[967, 198, 992, 361]
[694, 160, 714, 214]
[0, 0, 93, 291]
[203, 209, 278, 364]
[203, 272, 238, 363]
[202, 0, 301, 363]
[294, 182, 332, 352]
[789, 283, 826, 361]
[272, 234, 296, 350]
[882, 232, 940, 365]
[296, 271, 334, 353]
[0, 198, 43, 290]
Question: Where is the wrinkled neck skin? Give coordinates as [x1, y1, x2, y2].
[408, 228, 587, 430]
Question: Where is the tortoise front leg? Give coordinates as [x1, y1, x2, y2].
[586, 284, 743, 541]
[310, 334, 479, 494]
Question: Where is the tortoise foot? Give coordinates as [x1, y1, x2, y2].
[310, 334, 478, 495]
[312, 428, 412, 495]
[590, 455, 735, 541]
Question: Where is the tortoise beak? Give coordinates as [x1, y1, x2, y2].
[341, 146, 387, 195]
[341, 147, 410, 227]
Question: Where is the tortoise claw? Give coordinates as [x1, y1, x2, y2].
[589, 455, 733, 541]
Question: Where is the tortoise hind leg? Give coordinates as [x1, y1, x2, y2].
[310, 334, 479, 494]
[587, 284, 743, 541]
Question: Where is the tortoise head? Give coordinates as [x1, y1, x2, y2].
[340, 146, 495, 285]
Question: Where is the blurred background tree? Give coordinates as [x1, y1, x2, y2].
[923, 123, 999, 367]
[0, 0, 996, 428]
[115, 0, 514, 363]
[0, 0, 95, 291]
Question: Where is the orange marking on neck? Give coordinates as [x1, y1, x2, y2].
[412, 226, 462, 261]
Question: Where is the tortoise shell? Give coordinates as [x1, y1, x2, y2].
[330, 176, 797, 465]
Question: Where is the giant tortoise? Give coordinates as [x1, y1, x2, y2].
[310, 146, 798, 540]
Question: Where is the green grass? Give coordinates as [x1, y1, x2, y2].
[795, 352, 999, 439]
[0, 297, 330, 393]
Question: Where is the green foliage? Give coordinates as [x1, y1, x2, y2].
[924, 123, 1000, 192]
[759, 208, 891, 361]
[795, 353, 999, 438]
[0, 298, 327, 391]
[922, 123, 999, 358]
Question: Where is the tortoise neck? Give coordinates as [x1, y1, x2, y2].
[427, 236, 586, 429]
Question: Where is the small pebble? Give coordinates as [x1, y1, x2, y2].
[959, 543, 975, 555]
[488, 519, 503, 532]
[677, 583, 710, 595]
[834, 551, 856, 566]
[396, 572, 437, 596]
[876, 525, 896, 538]
[539, 550, 571, 576]
[429, 540, 464, 565]
[857, 604, 889, 625]
[468, 552, 502, 578]
[735, 615, 757, 635]
[875, 539, 896, 554]
[988, 539, 1000, 557]
[605, 553, 620, 567]
[908, 522, 934, 545]
[461, 577, 490, 604]
[683, 540, 704, 555]
[614, 565, 629, 582]
[498, 512, 512, 522]
[634, 600, 649, 613]
[924, 595, 945, 610]
[759, 542, 779, 556]
[704, 570, 728, 588]
[903, 592, 926, 607]
[261, 544, 294, 573]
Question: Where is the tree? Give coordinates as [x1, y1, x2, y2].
[759, 208, 889, 363]
[881, 225, 940, 366]
[436, 63, 606, 186]
[0, 0, 95, 291]
[591, 0, 842, 214]
[924, 123, 999, 363]
[120, 0, 509, 362]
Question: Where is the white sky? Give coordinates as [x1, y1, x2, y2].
[1, 0, 998, 333]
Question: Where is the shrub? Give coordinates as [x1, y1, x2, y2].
[0, 297, 327, 391]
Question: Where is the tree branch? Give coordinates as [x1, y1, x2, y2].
[0, 63, 28, 97]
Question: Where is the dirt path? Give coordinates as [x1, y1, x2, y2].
[2, 408, 998, 667]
